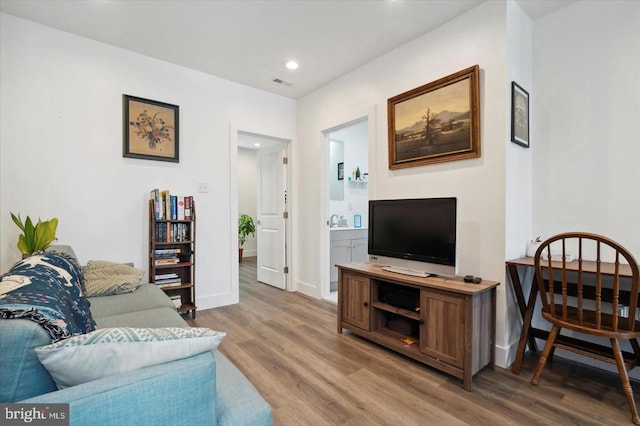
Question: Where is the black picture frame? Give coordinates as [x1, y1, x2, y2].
[511, 82, 529, 148]
[123, 95, 179, 162]
[337, 162, 344, 180]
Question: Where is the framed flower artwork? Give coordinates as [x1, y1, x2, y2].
[123, 95, 179, 162]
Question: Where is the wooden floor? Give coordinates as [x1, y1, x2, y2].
[189, 257, 636, 425]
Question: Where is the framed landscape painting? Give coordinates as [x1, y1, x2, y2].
[123, 95, 179, 162]
[387, 65, 480, 169]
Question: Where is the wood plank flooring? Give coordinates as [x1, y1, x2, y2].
[188, 257, 636, 425]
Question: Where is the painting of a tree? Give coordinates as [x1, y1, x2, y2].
[421, 108, 442, 146]
[387, 65, 480, 169]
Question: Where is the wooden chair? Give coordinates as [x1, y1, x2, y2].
[530, 232, 640, 424]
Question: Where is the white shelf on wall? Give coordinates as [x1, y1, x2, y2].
[348, 179, 368, 184]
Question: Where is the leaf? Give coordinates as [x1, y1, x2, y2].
[17, 234, 28, 255]
[23, 216, 36, 254]
[34, 218, 58, 252]
[10, 212, 25, 232]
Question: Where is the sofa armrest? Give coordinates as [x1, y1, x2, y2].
[20, 352, 215, 426]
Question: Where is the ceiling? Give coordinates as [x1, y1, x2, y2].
[0, 0, 575, 99]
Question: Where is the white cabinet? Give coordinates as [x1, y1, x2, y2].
[350, 238, 368, 263]
[330, 229, 368, 283]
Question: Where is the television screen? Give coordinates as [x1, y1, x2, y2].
[368, 198, 456, 267]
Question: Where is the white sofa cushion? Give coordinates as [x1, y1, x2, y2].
[35, 327, 225, 388]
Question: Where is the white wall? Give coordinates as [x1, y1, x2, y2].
[503, 0, 533, 366]
[237, 148, 257, 256]
[0, 14, 296, 309]
[532, 0, 640, 256]
[529, 0, 640, 376]
[295, 1, 511, 362]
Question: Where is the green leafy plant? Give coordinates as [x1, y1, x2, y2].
[10, 212, 59, 256]
[238, 214, 256, 248]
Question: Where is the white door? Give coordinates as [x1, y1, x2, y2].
[256, 144, 287, 289]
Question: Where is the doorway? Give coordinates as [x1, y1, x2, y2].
[237, 131, 289, 291]
[324, 118, 370, 303]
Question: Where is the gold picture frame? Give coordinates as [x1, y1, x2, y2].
[388, 65, 480, 169]
[123, 95, 179, 163]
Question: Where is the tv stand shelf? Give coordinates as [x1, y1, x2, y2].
[337, 262, 499, 391]
[371, 301, 421, 320]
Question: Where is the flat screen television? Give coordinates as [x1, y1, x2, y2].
[368, 197, 457, 277]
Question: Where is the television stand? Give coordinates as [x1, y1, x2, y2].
[381, 265, 430, 278]
[337, 262, 499, 391]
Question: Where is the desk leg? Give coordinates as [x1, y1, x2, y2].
[512, 278, 539, 375]
[508, 264, 538, 353]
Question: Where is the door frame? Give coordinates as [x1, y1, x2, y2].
[230, 121, 293, 301]
[320, 106, 376, 301]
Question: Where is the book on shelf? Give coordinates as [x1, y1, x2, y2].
[154, 272, 179, 282]
[155, 258, 179, 265]
[150, 189, 194, 222]
[154, 248, 181, 256]
[155, 253, 179, 259]
[170, 195, 177, 220]
[177, 196, 185, 220]
[184, 196, 192, 220]
[150, 189, 161, 220]
[157, 281, 182, 288]
[156, 276, 181, 282]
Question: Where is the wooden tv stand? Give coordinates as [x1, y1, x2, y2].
[337, 262, 499, 391]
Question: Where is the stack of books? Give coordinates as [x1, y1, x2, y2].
[169, 295, 182, 310]
[154, 272, 182, 288]
[154, 248, 182, 266]
[150, 189, 193, 221]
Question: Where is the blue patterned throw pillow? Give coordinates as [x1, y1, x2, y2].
[0, 252, 96, 341]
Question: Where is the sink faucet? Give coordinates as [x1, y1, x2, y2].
[329, 214, 339, 228]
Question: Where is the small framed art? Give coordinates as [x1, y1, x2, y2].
[511, 82, 529, 148]
[123, 95, 179, 162]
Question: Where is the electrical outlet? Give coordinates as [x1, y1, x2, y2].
[197, 182, 209, 193]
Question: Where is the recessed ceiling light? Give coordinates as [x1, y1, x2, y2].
[254, 143, 261, 147]
[285, 60, 299, 70]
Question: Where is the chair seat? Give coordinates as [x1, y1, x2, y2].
[543, 305, 640, 339]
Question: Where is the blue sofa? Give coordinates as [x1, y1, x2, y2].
[0, 246, 272, 425]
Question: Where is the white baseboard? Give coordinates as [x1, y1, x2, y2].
[196, 292, 238, 310]
[494, 341, 517, 369]
[241, 249, 257, 258]
[294, 279, 319, 299]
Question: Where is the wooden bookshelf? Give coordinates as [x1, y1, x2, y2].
[149, 197, 196, 318]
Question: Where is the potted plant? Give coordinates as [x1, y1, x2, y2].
[238, 214, 256, 263]
[11, 212, 59, 257]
